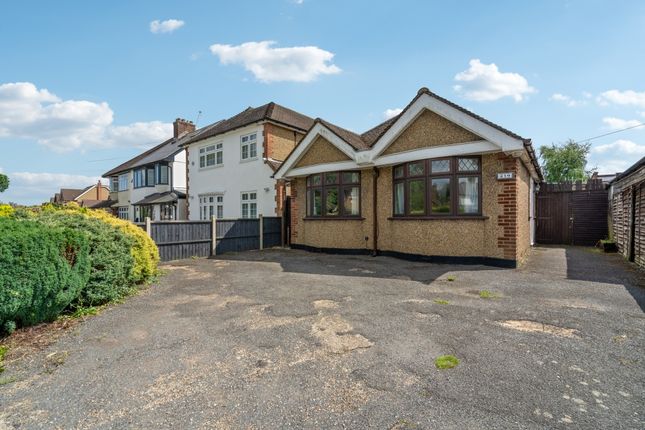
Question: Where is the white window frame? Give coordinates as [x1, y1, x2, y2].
[241, 191, 257, 219]
[240, 132, 258, 162]
[199, 142, 224, 169]
[118, 206, 129, 220]
[118, 173, 128, 191]
[199, 193, 224, 220]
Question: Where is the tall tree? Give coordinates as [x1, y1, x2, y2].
[539, 139, 595, 183]
[0, 173, 8, 192]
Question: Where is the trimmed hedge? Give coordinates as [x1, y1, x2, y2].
[0, 218, 90, 331]
[37, 210, 136, 306]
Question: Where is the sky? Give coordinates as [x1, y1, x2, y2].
[1, 0, 644, 205]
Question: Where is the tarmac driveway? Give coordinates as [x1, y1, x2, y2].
[1, 246, 644, 429]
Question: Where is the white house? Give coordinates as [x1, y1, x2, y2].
[183, 103, 313, 220]
[103, 118, 200, 222]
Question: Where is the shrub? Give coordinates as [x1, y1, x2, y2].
[36, 210, 136, 305]
[0, 218, 90, 332]
[0, 205, 13, 218]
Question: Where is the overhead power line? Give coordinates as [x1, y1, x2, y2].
[572, 122, 645, 145]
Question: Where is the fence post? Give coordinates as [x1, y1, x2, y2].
[145, 217, 151, 237]
[259, 214, 264, 250]
[211, 216, 217, 256]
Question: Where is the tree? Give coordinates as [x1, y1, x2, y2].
[539, 139, 596, 183]
[0, 174, 8, 192]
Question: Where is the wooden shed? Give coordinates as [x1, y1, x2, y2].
[609, 156, 645, 269]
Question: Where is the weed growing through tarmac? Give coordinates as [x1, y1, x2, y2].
[0, 375, 17, 385]
[479, 290, 496, 299]
[435, 355, 459, 369]
[447, 276, 456, 282]
[433, 299, 450, 305]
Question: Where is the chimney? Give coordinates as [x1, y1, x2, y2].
[97, 180, 101, 200]
[173, 118, 196, 138]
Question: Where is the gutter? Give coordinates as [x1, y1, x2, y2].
[523, 139, 543, 182]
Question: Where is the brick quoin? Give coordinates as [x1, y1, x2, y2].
[497, 154, 519, 260]
[290, 184, 298, 241]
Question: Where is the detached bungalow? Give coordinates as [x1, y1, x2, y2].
[275, 88, 543, 267]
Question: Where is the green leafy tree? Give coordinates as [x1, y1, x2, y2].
[0, 174, 8, 192]
[539, 139, 596, 183]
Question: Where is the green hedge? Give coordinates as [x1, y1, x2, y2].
[36, 211, 136, 306]
[0, 218, 90, 332]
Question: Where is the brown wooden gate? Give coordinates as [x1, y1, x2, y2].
[536, 179, 608, 246]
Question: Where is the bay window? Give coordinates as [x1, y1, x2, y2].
[134, 167, 155, 188]
[306, 171, 360, 218]
[118, 173, 129, 191]
[392, 156, 481, 217]
[156, 163, 169, 185]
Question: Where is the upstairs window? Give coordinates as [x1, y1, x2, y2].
[156, 163, 169, 185]
[306, 171, 361, 218]
[241, 192, 257, 218]
[240, 133, 258, 161]
[199, 142, 223, 168]
[111, 176, 119, 192]
[392, 156, 481, 217]
[134, 167, 155, 188]
[118, 173, 129, 191]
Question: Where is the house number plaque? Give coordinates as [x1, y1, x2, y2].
[497, 172, 514, 180]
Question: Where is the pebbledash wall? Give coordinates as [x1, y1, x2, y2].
[286, 105, 535, 267]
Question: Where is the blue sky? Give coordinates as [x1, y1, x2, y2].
[1, 0, 644, 204]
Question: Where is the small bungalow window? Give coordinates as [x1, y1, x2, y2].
[306, 171, 360, 218]
[117, 207, 129, 220]
[241, 133, 258, 161]
[199, 142, 223, 168]
[392, 156, 481, 217]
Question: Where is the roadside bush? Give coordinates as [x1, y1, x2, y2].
[0, 218, 90, 332]
[0, 205, 13, 218]
[37, 210, 136, 305]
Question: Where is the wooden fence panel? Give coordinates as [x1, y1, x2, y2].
[144, 217, 285, 261]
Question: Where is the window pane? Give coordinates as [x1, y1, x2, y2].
[310, 174, 322, 186]
[200, 156, 205, 168]
[313, 189, 322, 216]
[394, 182, 404, 215]
[343, 186, 360, 216]
[431, 159, 451, 173]
[242, 193, 248, 201]
[458, 158, 479, 172]
[216, 151, 223, 164]
[408, 179, 425, 215]
[250, 192, 256, 200]
[250, 203, 257, 218]
[342, 172, 359, 184]
[394, 165, 404, 179]
[325, 172, 338, 184]
[147, 168, 155, 186]
[431, 178, 451, 214]
[206, 153, 215, 166]
[306, 189, 312, 216]
[217, 196, 223, 203]
[458, 176, 479, 214]
[242, 203, 248, 218]
[408, 161, 425, 176]
[250, 143, 257, 158]
[242, 146, 248, 159]
[325, 188, 339, 216]
[217, 205, 223, 219]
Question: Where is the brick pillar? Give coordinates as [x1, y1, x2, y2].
[497, 154, 519, 260]
[290, 181, 299, 243]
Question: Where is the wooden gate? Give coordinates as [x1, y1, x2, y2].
[536, 179, 608, 246]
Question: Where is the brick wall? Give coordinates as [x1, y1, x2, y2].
[290, 182, 299, 242]
[496, 154, 519, 260]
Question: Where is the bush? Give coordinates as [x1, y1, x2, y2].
[36, 210, 136, 305]
[0, 218, 90, 332]
[0, 205, 13, 218]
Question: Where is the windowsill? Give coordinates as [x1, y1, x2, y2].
[303, 216, 365, 221]
[240, 157, 259, 164]
[198, 164, 224, 171]
[387, 215, 489, 221]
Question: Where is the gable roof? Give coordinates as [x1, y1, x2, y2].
[182, 102, 314, 146]
[60, 188, 85, 201]
[275, 87, 543, 181]
[102, 125, 218, 177]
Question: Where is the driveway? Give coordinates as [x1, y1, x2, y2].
[1, 246, 643, 429]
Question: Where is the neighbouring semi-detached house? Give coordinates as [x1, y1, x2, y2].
[50, 181, 111, 208]
[182, 103, 313, 220]
[103, 119, 201, 222]
[275, 88, 543, 267]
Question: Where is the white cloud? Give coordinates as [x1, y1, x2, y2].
[383, 108, 403, 120]
[589, 139, 645, 173]
[0, 82, 172, 152]
[149, 19, 184, 34]
[209, 41, 341, 83]
[602, 117, 643, 130]
[597, 90, 645, 108]
[592, 139, 645, 155]
[550, 93, 586, 107]
[453, 59, 536, 102]
[0, 171, 106, 205]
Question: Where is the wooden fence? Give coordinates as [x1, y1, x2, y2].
[536, 179, 608, 246]
[139, 216, 283, 262]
